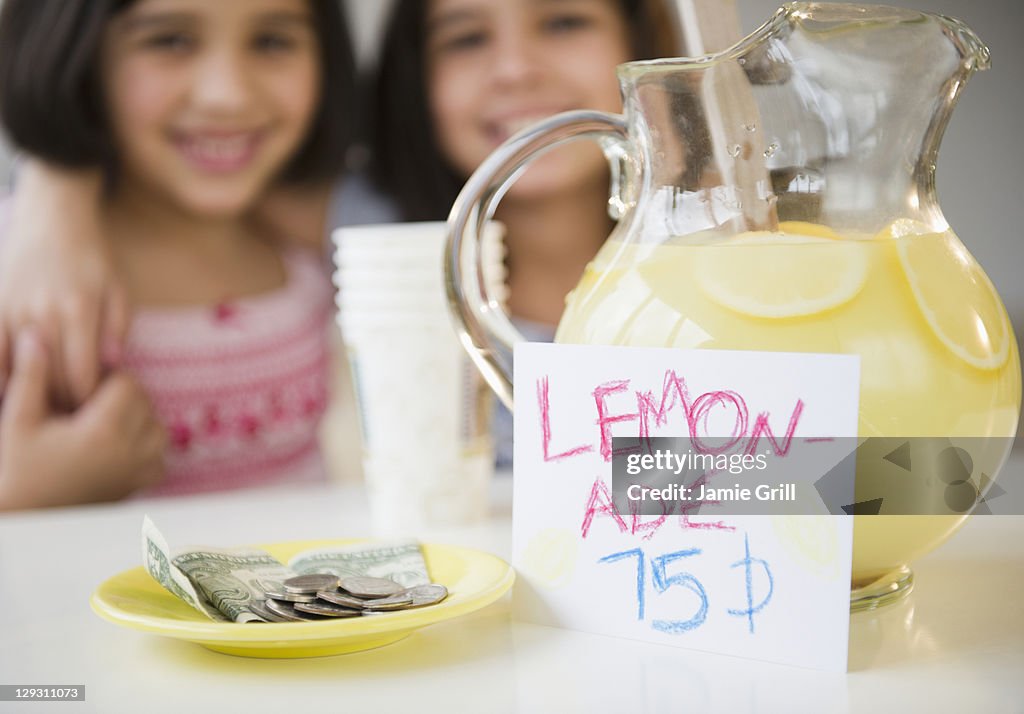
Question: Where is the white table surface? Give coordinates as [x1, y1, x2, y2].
[1, 457, 1022, 714]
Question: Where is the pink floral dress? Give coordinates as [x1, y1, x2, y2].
[123, 248, 334, 496]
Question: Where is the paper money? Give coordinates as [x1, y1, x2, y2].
[141, 516, 227, 622]
[288, 541, 430, 587]
[171, 549, 297, 623]
[140, 518, 444, 623]
[142, 517, 294, 623]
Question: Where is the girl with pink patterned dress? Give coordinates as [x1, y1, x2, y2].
[0, 0, 354, 508]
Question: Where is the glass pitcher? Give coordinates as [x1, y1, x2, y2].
[445, 2, 1021, 609]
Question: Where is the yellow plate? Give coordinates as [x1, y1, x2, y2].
[90, 539, 515, 658]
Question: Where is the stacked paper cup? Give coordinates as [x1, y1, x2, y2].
[333, 222, 507, 535]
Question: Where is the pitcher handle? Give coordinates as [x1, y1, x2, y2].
[445, 110, 632, 409]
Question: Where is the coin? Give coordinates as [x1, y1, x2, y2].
[316, 590, 368, 609]
[249, 578, 449, 623]
[339, 576, 404, 598]
[250, 600, 290, 623]
[261, 588, 318, 603]
[294, 601, 363, 618]
[245, 601, 271, 622]
[264, 598, 319, 622]
[283, 573, 340, 594]
[361, 593, 412, 611]
[405, 584, 449, 607]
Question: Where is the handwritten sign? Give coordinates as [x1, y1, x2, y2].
[512, 344, 860, 672]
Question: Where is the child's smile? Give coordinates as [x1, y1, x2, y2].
[171, 127, 268, 175]
[102, 0, 320, 218]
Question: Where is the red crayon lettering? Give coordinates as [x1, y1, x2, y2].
[744, 399, 805, 456]
[580, 477, 628, 538]
[636, 370, 692, 439]
[636, 372, 748, 451]
[537, 376, 593, 462]
[689, 390, 748, 453]
[629, 492, 673, 541]
[678, 514, 736, 532]
[676, 474, 736, 532]
[594, 380, 639, 462]
[636, 370, 801, 457]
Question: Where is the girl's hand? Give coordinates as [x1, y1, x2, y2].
[0, 161, 131, 407]
[0, 331, 165, 511]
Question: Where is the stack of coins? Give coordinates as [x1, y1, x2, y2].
[255, 574, 449, 623]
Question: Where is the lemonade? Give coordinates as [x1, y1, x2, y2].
[556, 222, 1021, 587]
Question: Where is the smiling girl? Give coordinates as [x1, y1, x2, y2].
[0, 0, 354, 507]
[369, 0, 677, 465]
[372, 0, 678, 328]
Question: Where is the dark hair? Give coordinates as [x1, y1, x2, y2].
[369, 0, 679, 221]
[0, 0, 354, 185]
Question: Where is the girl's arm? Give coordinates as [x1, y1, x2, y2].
[0, 161, 130, 407]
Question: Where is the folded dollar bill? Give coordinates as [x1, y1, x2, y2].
[141, 516, 429, 623]
[290, 542, 431, 588]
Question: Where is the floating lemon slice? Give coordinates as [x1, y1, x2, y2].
[891, 220, 1010, 370]
[694, 231, 867, 318]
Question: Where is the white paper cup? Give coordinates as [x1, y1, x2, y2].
[332, 221, 505, 535]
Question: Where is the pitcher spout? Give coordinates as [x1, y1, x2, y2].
[615, 3, 992, 238]
[935, 13, 991, 72]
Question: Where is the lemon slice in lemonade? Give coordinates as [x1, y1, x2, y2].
[694, 230, 867, 318]
[889, 219, 1010, 370]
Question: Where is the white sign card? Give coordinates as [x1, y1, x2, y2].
[512, 344, 860, 672]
